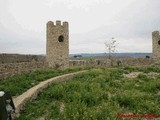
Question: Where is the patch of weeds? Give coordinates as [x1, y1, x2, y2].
[17, 67, 160, 119]
[137, 74, 150, 81]
[0, 67, 90, 96]
[122, 66, 139, 73]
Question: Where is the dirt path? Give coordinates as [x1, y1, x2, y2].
[12, 70, 87, 118]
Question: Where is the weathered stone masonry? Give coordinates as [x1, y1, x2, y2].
[0, 62, 46, 80]
[69, 58, 152, 67]
[46, 20, 69, 69]
[152, 31, 160, 60]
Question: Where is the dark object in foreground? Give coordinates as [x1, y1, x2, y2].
[0, 91, 15, 120]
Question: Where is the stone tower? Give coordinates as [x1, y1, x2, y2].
[152, 31, 160, 60]
[46, 20, 69, 69]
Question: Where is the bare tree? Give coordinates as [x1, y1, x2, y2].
[104, 37, 117, 66]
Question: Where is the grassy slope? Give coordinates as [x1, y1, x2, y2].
[0, 67, 90, 96]
[17, 67, 160, 120]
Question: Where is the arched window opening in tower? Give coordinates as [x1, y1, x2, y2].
[58, 35, 64, 42]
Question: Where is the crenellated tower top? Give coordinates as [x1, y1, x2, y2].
[47, 20, 68, 28]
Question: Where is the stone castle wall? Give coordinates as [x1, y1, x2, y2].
[0, 58, 153, 80]
[46, 21, 69, 69]
[0, 62, 46, 80]
[0, 54, 45, 64]
[69, 58, 153, 67]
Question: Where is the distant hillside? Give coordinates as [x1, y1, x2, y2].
[0, 53, 152, 64]
[70, 53, 152, 58]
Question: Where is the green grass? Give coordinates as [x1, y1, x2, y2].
[0, 67, 90, 96]
[17, 67, 160, 120]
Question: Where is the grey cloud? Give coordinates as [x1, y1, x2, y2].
[0, 0, 159, 54]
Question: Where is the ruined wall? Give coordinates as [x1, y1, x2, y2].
[69, 60, 111, 67]
[0, 57, 153, 80]
[0, 62, 46, 80]
[69, 58, 153, 67]
[46, 20, 69, 69]
[0, 54, 45, 64]
[152, 31, 160, 60]
[119, 58, 153, 66]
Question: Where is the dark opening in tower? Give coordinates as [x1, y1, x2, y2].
[158, 40, 160, 45]
[58, 35, 64, 42]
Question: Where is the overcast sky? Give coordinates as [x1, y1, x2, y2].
[0, 0, 160, 54]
